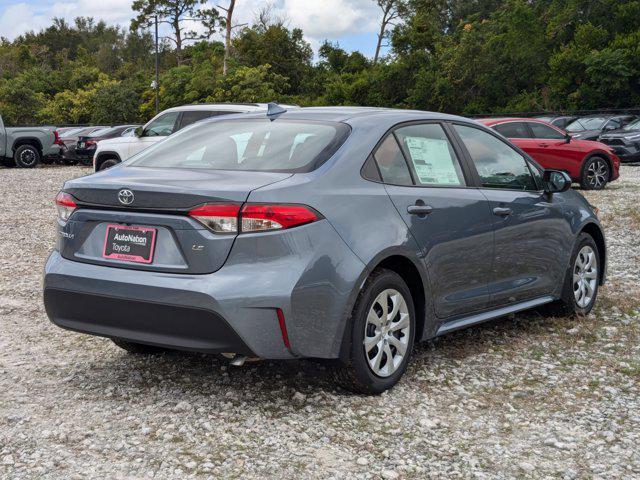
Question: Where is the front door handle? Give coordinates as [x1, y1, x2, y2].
[493, 207, 513, 217]
[407, 205, 434, 216]
[539, 143, 550, 147]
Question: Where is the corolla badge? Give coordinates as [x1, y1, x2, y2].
[118, 189, 134, 205]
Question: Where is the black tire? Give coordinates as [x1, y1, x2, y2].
[14, 144, 41, 168]
[544, 233, 600, 317]
[111, 338, 167, 354]
[98, 158, 120, 171]
[580, 156, 609, 190]
[333, 269, 416, 394]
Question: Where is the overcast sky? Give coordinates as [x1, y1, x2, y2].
[0, 0, 387, 57]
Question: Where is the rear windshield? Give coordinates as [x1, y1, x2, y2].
[566, 117, 606, 132]
[128, 119, 350, 173]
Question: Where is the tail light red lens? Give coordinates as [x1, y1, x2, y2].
[241, 204, 318, 232]
[188, 204, 240, 233]
[55, 191, 77, 221]
[188, 203, 319, 233]
[53, 130, 60, 145]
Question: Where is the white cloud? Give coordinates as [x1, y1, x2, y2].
[0, 0, 382, 52]
[281, 0, 379, 39]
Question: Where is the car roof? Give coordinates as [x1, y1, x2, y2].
[477, 117, 553, 126]
[160, 103, 298, 114]
[211, 106, 475, 124]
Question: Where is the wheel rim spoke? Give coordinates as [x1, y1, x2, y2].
[573, 245, 598, 308]
[363, 288, 411, 378]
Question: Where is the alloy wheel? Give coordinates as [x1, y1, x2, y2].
[586, 159, 608, 189]
[363, 288, 411, 377]
[20, 148, 37, 166]
[573, 245, 598, 308]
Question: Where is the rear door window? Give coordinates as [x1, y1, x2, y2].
[528, 122, 566, 139]
[394, 123, 465, 186]
[373, 135, 413, 186]
[178, 111, 213, 130]
[494, 122, 530, 139]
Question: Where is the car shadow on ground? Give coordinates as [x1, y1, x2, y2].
[63, 308, 570, 402]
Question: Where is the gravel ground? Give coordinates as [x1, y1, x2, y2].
[1, 165, 639, 479]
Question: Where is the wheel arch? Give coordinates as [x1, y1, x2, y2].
[583, 151, 615, 181]
[95, 151, 122, 170]
[12, 138, 43, 155]
[579, 221, 606, 285]
[338, 251, 430, 361]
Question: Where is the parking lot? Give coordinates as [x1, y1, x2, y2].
[1, 165, 639, 479]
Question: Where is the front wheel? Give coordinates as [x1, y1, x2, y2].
[580, 157, 609, 190]
[545, 233, 600, 317]
[333, 269, 416, 394]
[14, 144, 40, 168]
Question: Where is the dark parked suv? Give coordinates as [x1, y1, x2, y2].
[598, 117, 640, 163]
[44, 107, 606, 393]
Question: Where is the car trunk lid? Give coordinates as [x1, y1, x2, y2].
[59, 167, 292, 273]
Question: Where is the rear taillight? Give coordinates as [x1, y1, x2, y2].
[55, 191, 77, 221]
[240, 204, 318, 232]
[53, 130, 61, 145]
[188, 204, 240, 233]
[188, 203, 319, 233]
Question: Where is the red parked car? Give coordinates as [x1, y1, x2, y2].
[478, 118, 620, 190]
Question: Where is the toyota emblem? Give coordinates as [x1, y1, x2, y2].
[117, 189, 134, 205]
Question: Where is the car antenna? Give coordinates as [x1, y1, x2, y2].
[266, 102, 287, 121]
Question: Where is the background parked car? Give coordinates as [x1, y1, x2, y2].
[0, 114, 61, 168]
[534, 115, 578, 129]
[59, 126, 109, 165]
[75, 125, 139, 165]
[597, 117, 640, 163]
[565, 114, 637, 140]
[93, 103, 298, 171]
[479, 118, 620, 190]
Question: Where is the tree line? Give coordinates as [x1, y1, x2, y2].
[1, 0, 639, 126]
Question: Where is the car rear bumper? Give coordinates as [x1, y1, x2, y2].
[43, 220, 366, 359]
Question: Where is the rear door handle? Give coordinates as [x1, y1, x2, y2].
[539, 143, 550, 147]
[407, 205, 434, 216]
[493, 207, 513, 217]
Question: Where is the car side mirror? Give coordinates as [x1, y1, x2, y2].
[134, 126, 144, 137]
[564, 133, 571, 144]
[543, 170, 572, 193]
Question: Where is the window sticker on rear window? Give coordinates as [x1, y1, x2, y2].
[404, 137, 462, 185]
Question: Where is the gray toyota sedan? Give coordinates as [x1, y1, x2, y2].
[44, 106, 606, 393]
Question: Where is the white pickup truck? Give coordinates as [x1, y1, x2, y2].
[0, 115, 61, 168]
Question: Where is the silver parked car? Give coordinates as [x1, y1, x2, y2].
[44, 107, 606, 393]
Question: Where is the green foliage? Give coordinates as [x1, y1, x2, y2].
[1, 2, 640, 126]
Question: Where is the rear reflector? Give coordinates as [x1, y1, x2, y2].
[188, 203, 319, 234]
[55, 191, 77, 221]
[241, 204, 318, 232]
[276, 308, 291, 349]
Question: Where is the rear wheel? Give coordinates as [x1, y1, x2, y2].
[333, 269, 416, 394]
[111, 338, 167, 354]
[98, 158, 120, 171]
[545, 233, 600, 317]
[14, 144, 40, 168]
[580, 156, 609, 190]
